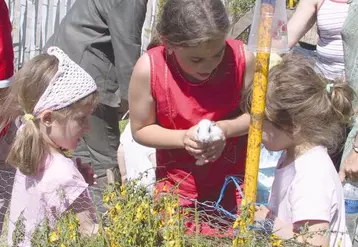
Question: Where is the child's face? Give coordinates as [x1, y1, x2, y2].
[47, 104, 94, 151]
[262, 120, 293, 151]
[173, 37, 226, 81]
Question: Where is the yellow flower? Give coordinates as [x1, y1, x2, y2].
[167, 218, 174, 225]
[60, 244, 66, 247]
[233, 217, 241, 229]
[272, 239, 283, 247]
[166, 206, 175, 215]
[68, 222, 75, 230]
[103, 195, 110, 203]
[49, 231, 59, 242]
[120, 185, 127, 197]
[271, 234, 283, 247]
[168, 240, 176, 247]
[70, 231, 76, 241]
[115, 203, 121, 212]
[136, 206, 144, 221]
[233, 216, 247, 232]
[232, 237, 245, 247]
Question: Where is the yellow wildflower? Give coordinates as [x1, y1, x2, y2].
[60, 244, 66, 247]
[232, 237, 245, 247]
[136, 206, 144, 220]
[115, 203, 121, 212]
[233, 217, 241, 229]
[70, 231, 76, 241]
[103, 195, 110, 203]
[68, 222, 75, 230]
[271, 234, 282, 247]
[49, 231, 59, 242]
[120, 185, 127, 197]
[166, 206, 175, 215]
[167, 218, 174, 225]
[142, 201, 149, 209]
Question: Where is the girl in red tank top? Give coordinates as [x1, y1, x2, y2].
[129, 0, 255, 229]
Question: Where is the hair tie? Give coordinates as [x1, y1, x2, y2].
[326, 83, 334, 94]
[24, 114, 35, 122]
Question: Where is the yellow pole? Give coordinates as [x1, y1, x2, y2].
[288, 0, 294, 9]
[244, 2, 274, 222]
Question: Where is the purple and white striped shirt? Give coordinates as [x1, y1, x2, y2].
[316, 0, 349, 80]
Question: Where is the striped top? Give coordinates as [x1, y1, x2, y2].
[316, 0, 349, 80]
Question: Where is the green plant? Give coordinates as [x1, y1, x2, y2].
[8, 180, 331, 247]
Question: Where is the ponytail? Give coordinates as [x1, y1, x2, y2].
[7, 119, 48, 176]
[327, 81, 355, 125]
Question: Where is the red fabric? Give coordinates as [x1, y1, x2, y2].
[0, 0, 14, 82]
[0, 122, 10, 139]
[148, 39, 248, 216]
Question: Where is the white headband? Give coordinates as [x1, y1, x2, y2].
[33, 46, 97, 116]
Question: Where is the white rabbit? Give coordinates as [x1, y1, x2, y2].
[195, 119, 224, 166]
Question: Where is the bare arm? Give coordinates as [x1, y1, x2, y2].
[256, 207, 329, 246]
[287, 0, 319, 48]
[339, 132, 358, 182]
[216, 47, 255, 138]
[128, 54, 186, 149]
[274, 218, 329, 246]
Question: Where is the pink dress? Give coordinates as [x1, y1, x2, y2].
[8, 152, 96, 246]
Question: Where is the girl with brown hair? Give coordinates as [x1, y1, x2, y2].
[129, 0, 255, 233]
[255, 53, 353, 247]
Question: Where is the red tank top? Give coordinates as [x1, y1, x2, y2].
[147, 39, 247, 209]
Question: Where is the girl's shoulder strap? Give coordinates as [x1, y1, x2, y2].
[146, 45, 166, 101]
[225, 39, 246, 63]
[225, 38, 246, 79]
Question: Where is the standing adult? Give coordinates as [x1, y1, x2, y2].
[287, 0, 351, 170]
[339, 0, 358, 243]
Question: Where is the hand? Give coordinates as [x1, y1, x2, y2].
[339, 150, 358, 182]
[254, 204, 270, 222]
[183, 125, 205, 158]
[76, 158, 97, 186]
[201, 137, 226, 163]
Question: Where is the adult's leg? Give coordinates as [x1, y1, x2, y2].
[72, 104, 120, 213]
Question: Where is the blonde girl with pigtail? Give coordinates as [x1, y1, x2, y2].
[2, 47, 99, 246]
